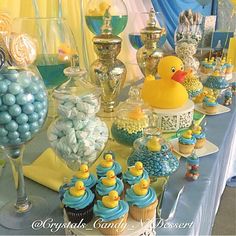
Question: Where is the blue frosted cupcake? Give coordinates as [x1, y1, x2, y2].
[203, 98, 218, 114]
[123, 161, 149, 190]
[63, 181, 95, 223]
[178, 130, 196, 154]
[125, 179, 158, 221]
[192, 125, 206, 149]
[70, 164, 97, 193]
[94, 190, 129, 235]
[96, 151, 122, 179]
[96, 170, 124, 199]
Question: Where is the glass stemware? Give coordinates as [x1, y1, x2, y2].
[12, 17, 78, 118]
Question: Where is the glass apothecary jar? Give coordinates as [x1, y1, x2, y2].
[48, 62, 109, 170]
[127, 128, 179, 181]
[111, 86, 151, 146]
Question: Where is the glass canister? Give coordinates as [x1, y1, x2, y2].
[48, 61, 109, 170]
[127, 128, 179, 181]
[111, 86, 151, 146]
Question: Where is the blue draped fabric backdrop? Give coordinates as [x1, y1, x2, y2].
[151, 0, 218, 49]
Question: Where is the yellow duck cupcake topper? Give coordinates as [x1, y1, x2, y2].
[182, 130, 193, 139]
[133, 179, 149, 196]
[128, 106, 144, 120]
[100, 153, 114, 168]
[141, 56, 188, 109]
[147, 136, 161, 152]
[192, 125, 202, 135]
[75, 164, 90, 179]
[129, 161, 144, 177]
[69, 181, 86, 197]
[101, 170, 116, 187]
[102, 190, 120, 208]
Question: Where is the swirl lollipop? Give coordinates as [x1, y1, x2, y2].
[10, 33, 37, 67]
[0, 12, 12, 34]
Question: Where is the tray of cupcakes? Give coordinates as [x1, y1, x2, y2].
[170, 124, 219, 158]
[60, 152, 158, 236]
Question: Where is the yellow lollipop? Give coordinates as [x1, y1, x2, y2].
[0, 12, 12, 34]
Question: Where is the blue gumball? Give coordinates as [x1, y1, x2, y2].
[5, 70, 19, 81]
[16, 93, 28, 105]
[27, 83, 39, 94]
[5, 120, 18, 132]
[35, 92, 45, 102]
[16, 113, 28, 125]
[18, 123, 30, 133]
[8, 82, 23, 95]
[2, 94, 16, 106]
[29, 121, 39, 132]
[34, 102, 43, 113]
[20, 131, 31, 141]
[0, 111, 12, 124]
[0, 127, 8, 136]
[9, 104, 22, 117]
[22, 103, 34, 115]
[0, 74, 4, 80]
[18, 71, 32, 88]
[28, 112, 39, 122]
[0, 81, 8, 94]
[8, 131, 20, 140]
[9, 138, 22, 145]
[0, 137, 9, 145]
[0, 105, 7, 111]
[38, 118, 44, 126]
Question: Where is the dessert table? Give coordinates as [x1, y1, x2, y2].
[0, 90, 236, 235]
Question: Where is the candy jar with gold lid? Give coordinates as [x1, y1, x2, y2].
[48, 56, 109, 170]
[127, 127, 179, 182]
[111, 86, 151, 146]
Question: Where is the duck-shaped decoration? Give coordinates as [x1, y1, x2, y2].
[141, 56, 188, 109]
[147, 136, 161, 152]
[133, 179, 149, 196]
[101, 170, 117, 187]
[58, 43, 75, 61]
[129, 161, 144, 177]
[128, 106, 144, 120]
[194, 91, 208, 103]
[182, 130, 193, 139]
[102, 190, 120, 208]
[69, 181, 85, 197]
[192, 125, 202, 135]
[75, 164, 90, 179]
[100, 153, 114, 168]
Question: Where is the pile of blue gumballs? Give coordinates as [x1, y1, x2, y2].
[0, 68, 48, 147]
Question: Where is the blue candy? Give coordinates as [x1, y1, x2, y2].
[0, 137, 9, 145]
[29, 122, 39, 132]
[5, 120, 18, 132]
[8, 131, 20, 140]
[22, 103, 34, 115]
[18, 124, 30, 133]
[0, 105, 7, 111]
[34, 102, 43, 113]
[0, 81, 8, 94]
[9, 104, 22, 117]
[8, 83, 22, 95]
[2, 94, 16, 106]
[28, 112, 39, 122]
[16, 113, 28, 124]
[4, 70, 19, 81]
[0, 127, 8, 136]
[27, 83, 39, 94]
[0, 112, 12, 124]
[16, 93, 28, 105]
[20, 131, 31, 141]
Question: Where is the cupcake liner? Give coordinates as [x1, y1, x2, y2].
[179, 143, 195, 154]
[195, 138, 206, 149]
[64, 199, 95, 224]
[97, 213, 128, 235]
[129, 199, 158, 221]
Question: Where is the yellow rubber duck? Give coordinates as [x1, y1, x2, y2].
[100, 153, 114, 168]
[141, 56, 188, 109]
[102, 190, 120, 208]
[147, 136, 161, 152]
[182, 130, 193, 139]
[69, 181, 85, 197]
[192, 125, 202, 135]
[133, 179, 149, 196]
[101, 170, 116, 187]
[75, 164, 90, 180]
[128, 106, 144, 120]
[129, 161, 144, 177]
[194, 91, 208, 104]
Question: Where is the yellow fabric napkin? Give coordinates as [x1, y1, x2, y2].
[23, 148, 76, 192]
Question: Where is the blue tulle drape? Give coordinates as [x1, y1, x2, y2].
[151, 0, 218, 48]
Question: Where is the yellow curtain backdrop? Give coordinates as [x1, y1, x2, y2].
[0, 0, 96, 70]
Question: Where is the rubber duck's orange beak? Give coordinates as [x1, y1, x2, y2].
[114, 196, 120, 201]
[138, 167, 143, 170]
[171, 70, 187, 83]
[84, 170, 89, 173]
[111, 176, 116, 179]
[79, 187, 85, 190]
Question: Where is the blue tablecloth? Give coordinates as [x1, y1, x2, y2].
[0, 96, 235, 235]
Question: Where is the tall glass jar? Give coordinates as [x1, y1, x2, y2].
[48, 61, 108, 170]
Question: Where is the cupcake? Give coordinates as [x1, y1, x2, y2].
[203, 97, 218, 114]
[70, 164, 97, 193]
[178, 130, 196, 154]
[123, 161, 149, 191]
[125, 179, 158, 221]
[96, 151, 122, 179]
[192, 125, 206, 149]
[63, 181, 95, 224]
[200, 58, 214, 74]
[94, 190, 129, 235]
[96, 170, 124, 200]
